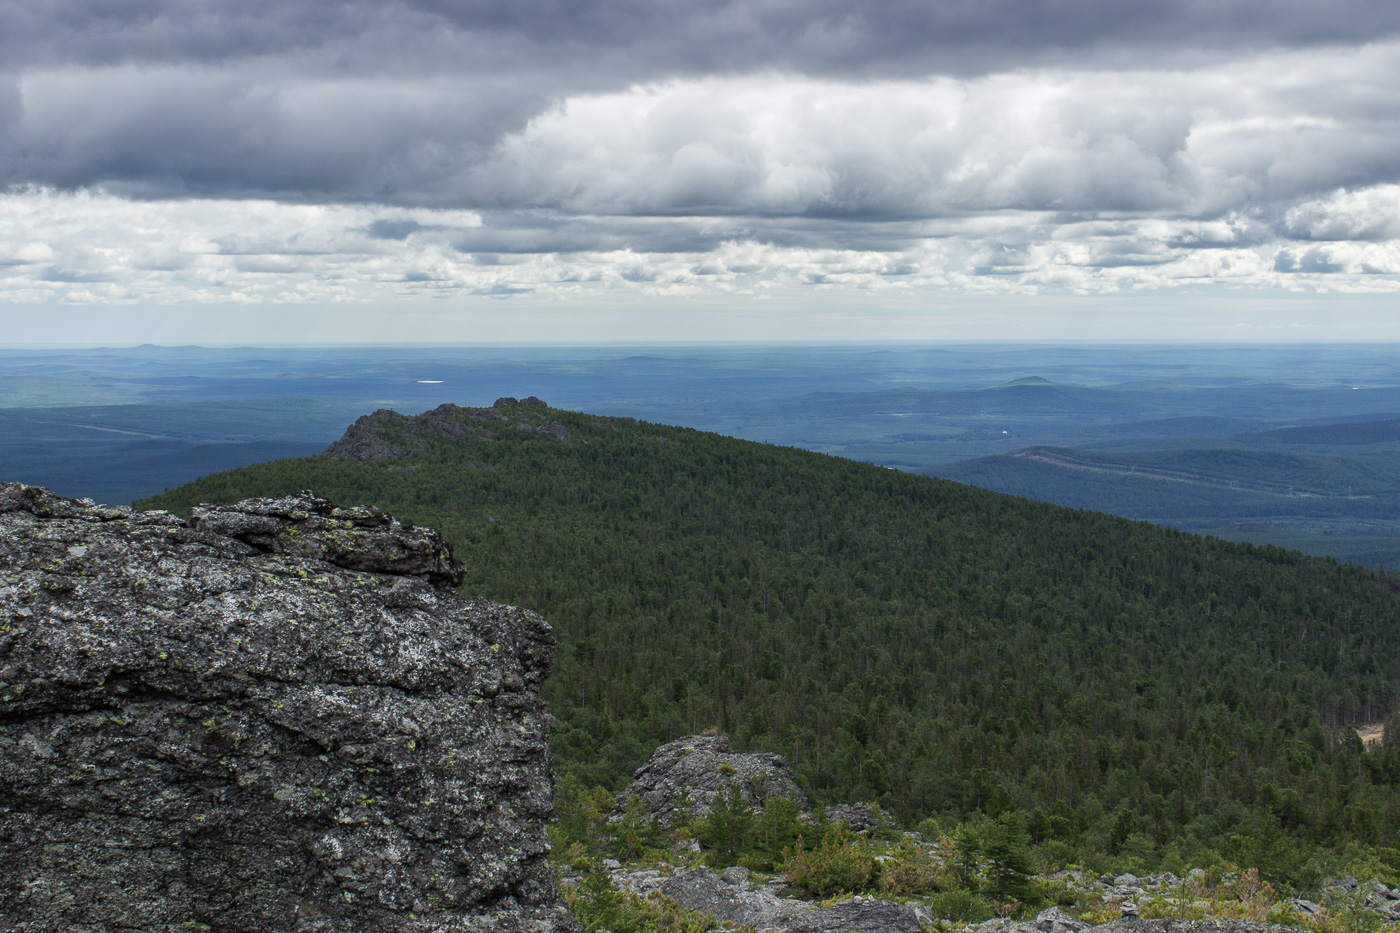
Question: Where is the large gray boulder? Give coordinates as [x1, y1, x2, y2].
[0, 483, 576, 933]
[617, 735, 808, 826]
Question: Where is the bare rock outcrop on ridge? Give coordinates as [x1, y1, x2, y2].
[323, 398, 567, 462]
[0, 482, 575, 933]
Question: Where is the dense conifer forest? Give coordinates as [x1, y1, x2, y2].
[139, 402, 1400, 881]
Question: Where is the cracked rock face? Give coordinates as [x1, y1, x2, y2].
[0, 483, 575, 933]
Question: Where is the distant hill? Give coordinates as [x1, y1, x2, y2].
[930, 419, 1400, 568]
[1246, 418, 1400, 448]
[138, 399, 1400, 871]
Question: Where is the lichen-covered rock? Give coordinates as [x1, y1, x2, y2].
[0, 482, 576, 933]
[786, 898, 923, 933]
[653, 866, 802, 929]
[616, 735, 807, 825]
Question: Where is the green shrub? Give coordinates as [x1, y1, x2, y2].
[747, 796, 806, 871]
[925, 887, 996, 923]
[565, 869, 718, 933]
[616, 796, 667, 862]
[550, 776, 618, 855]
[878, 838, 943, 896]
[1302, 888, 1389, 933]
[781, 824, 880, 896]
[1034, 840, 1079, 873]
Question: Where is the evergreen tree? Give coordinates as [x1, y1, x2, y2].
[983, 814, 1036, 905]
[698, 782, 755, 867]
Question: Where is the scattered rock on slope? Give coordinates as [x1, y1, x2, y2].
[1088, 921, 1306, 933]
[0, 483, 576, 933]
[610, 865, 921, 933]
[615, 734, 808, 825]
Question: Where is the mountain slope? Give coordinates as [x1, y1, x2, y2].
[137, 399, 1400, 867]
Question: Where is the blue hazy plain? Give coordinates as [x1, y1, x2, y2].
[3, 342, 1397, 565]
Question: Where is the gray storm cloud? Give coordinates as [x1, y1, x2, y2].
[2, 0, 1400, 306]
[7, 0, 1400, 73]
[5, 0, 1400, 214]
[10, 52, 1400, 218]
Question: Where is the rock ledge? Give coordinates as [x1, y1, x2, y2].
[0, 482, 574, 933]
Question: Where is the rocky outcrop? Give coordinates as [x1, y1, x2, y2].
[323, 399, 568, 462]
[616, 735, 808, 826]
[824, 803, 886, 834]
[0, 483, 575, 933]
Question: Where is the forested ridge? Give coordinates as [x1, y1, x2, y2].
[138, 401, 1400, 876]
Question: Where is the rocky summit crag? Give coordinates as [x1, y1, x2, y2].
[0, 482, 576, 933]
[322, 397, 573, 463]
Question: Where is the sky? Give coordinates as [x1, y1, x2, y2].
[2, 0, 1400, 343]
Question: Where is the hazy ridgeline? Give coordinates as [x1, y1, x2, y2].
[3, 343, 1399, 567]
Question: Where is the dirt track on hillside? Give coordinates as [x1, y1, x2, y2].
[1012, 449, 1356, 501]
[1355, 723, 1386, 748]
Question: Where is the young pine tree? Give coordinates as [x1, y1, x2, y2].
[982, 813, 1036, 907]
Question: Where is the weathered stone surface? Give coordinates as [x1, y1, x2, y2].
[0, 482, 575, 933]
[656, 866, 814, 930]
[616, 735, 807, 825]
[192, 492, 464, 587]
[656, 865, 766, 924]
[786, 897, 923, 933]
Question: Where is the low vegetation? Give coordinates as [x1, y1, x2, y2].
[553, 782, 1400, 933]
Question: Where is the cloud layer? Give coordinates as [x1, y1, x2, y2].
[8, 0, 1400, 75]
[2, 0, 1399, 313]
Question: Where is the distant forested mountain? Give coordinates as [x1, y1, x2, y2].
[139, 400, 1400, 877]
